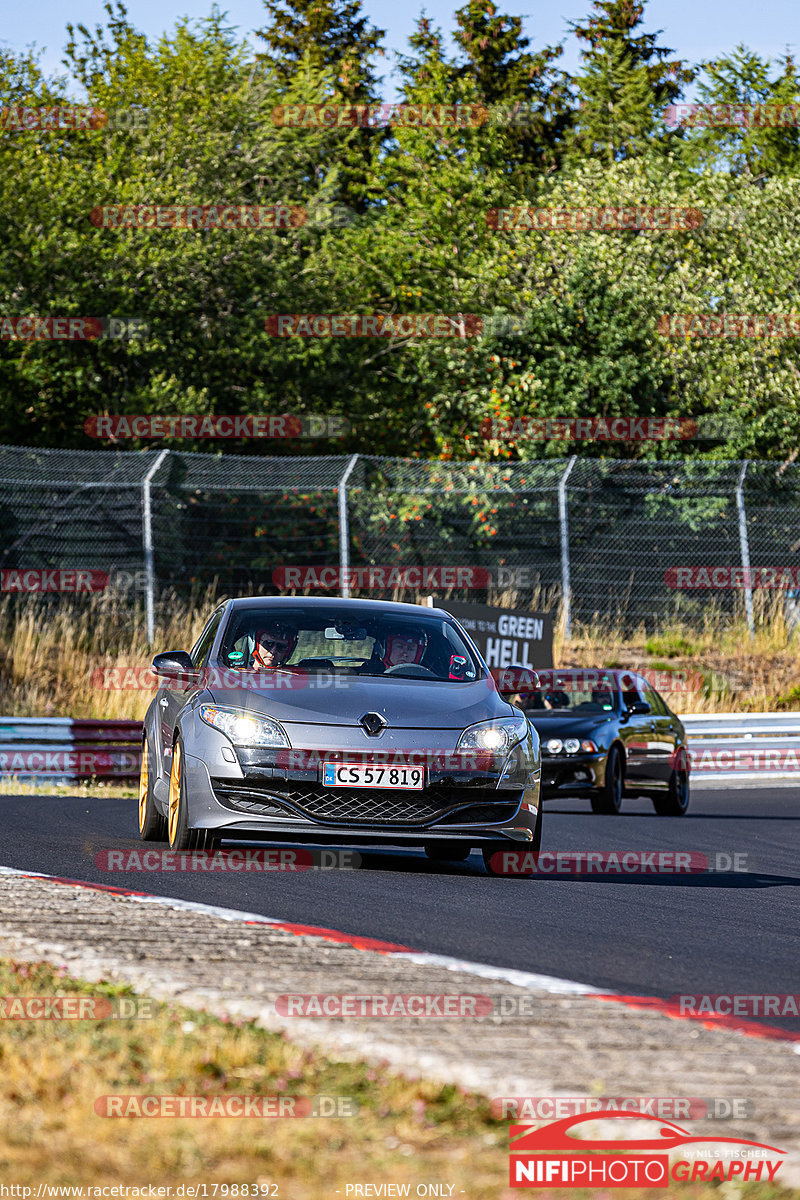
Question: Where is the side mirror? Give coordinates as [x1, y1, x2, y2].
[627, 700, 651, 716]
[494, 665, 540, 697]
[152, 650, 196, 677]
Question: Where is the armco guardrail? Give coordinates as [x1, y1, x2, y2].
[0, 713, 797, 784]
[0, 718, 142, 780]
[682, 712, 800, 777]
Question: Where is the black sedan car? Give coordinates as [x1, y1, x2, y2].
[519, 668, 689, 815]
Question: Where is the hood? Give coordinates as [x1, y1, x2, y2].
[525, 712, 617, 741]
[205, 674, 511, 729]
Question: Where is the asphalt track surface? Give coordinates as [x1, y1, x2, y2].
[1, 785, 799, 1031]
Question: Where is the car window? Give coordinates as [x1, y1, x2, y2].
[621, 680, 646, 710]
[217, 606, 482, 681]
[191, 608, 224, 667]
[521, 671, 619, 713]
[642, 681, 668, 716]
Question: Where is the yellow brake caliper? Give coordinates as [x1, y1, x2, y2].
[138, 739, 149, 832]
[168, 741, 182, 845]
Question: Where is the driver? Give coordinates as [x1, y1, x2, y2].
[251, 622, 297, 669]
[383, 629, 427, 669]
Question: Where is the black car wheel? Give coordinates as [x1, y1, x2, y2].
[138, 736, 166, 841]
[424, 842, 472, 862]
[591, 746, 624, 814]
[652, 768, 690, 816]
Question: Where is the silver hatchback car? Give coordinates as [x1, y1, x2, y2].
[139, 597, 541, 874]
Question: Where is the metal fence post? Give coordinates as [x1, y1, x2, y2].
[736, 460, 754, 639]
[559, 456, 577, 639]
[142, 449, 170, 645]
[337, 454, 359, 597]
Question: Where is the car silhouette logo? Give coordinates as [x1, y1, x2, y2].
[359, 712, 387, 737]
[510, 1112, 785, 1154]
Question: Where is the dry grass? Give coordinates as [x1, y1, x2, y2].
[0, 588, 797, 720]
[0, 958, 795, 1200]
[0, 588, 216, 721]
[558, 589, 800, 713]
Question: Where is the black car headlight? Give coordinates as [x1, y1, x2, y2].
[543, 737, 598, 756]
[199, 705, 291, 748]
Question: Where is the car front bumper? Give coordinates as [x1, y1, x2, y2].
[540, 753, 605, 797]
[174, 711, 541, 846]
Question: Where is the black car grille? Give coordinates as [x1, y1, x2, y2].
[211, 778, 520, 827]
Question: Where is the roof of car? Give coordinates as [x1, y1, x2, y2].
[227, 595, 452, 618]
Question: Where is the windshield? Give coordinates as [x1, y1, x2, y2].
[217, 606, 483, 682]
[521, 671, 621, 714]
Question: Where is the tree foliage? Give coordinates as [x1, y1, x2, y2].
[0, 0, 798, 462]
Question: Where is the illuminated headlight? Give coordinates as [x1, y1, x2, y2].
[546, 738, 563, 755]
[457, 715, 528, 755]
[199, 705, 290, 748]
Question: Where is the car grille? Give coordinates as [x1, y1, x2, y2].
[211, 778, 519, 827]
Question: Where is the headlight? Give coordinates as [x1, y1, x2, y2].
[564, 738, 580, 755]
[199, 705, 290, 748]
[457, 714, 528, 755]
[545, 738, 563, 755]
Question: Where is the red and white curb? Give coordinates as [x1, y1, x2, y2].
[1, 863, 798, 1047]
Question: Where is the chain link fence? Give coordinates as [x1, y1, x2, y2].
[1, 443, 799, 638]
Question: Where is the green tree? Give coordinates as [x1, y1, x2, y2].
[680, 47, 800, 178]
[453, 0, 573, 173]
[256, 0, 384, 101]
[567, 0, 694, 162]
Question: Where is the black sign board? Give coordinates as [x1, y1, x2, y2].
[441, 601, 553, 669]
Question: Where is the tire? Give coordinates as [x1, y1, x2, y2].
[424, 842, 471, 862]
[138, 735, 166, 841]
[653, 769, 690, 816]
[167, 736, 205, 850]
[591, 746, 624, 814]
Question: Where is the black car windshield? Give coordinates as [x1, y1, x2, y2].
[521, 671, 621, 714]
[218, 606, 483, 682]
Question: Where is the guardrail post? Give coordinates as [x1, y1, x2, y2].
[558, 456, 577, 640]
[142, 450, 170, 646]
[337, 454, 359, 597]
[735, 461, 754, 640]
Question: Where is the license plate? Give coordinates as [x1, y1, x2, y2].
[322, 762, 424, 790]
